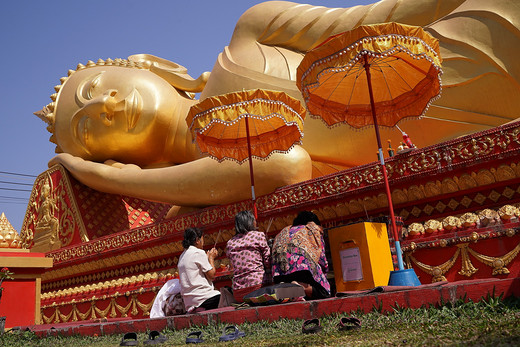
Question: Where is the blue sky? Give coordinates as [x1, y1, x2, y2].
[0, 0, 372, 233]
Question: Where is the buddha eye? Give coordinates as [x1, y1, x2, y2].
[76, 72, 104, 106]
[86, 74, 102, 100]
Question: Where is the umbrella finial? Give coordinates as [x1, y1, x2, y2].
[396, 125, 415, 149]
[387, 140, 394, 157]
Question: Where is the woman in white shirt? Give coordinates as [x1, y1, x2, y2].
[177, 227, 221, 313]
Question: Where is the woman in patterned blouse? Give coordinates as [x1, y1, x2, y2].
[272, 211, 330, 300]
[225, 210, 272, 302]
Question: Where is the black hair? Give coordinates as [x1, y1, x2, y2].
[234, 210, 256, 235]
[182, 227, 204, 249]
[292, 211, 321, 227]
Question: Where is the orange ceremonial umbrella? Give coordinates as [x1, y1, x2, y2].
[187, 89, 306, 218]
[297, 22, 442, 277]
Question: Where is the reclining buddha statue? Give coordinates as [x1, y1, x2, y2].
[40, 0, 520, 217]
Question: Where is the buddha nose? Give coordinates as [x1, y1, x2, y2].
[84, 89, 118, 125]
[102, 89, 118, 115]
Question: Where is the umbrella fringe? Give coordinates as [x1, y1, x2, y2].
[305, 72, 442, 130]
[204, 141, 303, 165]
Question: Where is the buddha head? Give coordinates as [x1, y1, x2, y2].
[37, 54, 209, 166]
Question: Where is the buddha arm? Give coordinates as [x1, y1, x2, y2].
[48, 145, 312, 206]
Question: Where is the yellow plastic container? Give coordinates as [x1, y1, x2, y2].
[328, 222, 394, 292]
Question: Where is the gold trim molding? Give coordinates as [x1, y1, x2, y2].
[405, 237, 520, 283]
[41, 290, 155, 324]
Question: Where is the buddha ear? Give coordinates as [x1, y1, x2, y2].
[128, 54, 210, 93]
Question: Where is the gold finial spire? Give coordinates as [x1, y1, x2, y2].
[0, 212, 21, 249]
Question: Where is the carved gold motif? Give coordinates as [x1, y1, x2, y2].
[408, 248, 461, 282]
[42, 292, 155, 324]
[405, 237, 520, 282]
[447, 199, 459, 211]
[478, 209, 500, 226]
[475, 169, 496, 187]
[423, 181, 441, 198]
[503, 187, 515, 199]
[42, 240, 184, 284]
[488, 190, 501, 203]
[21, 166, 87, 251]
[442, 216, 461, 231]
[457, 243, 478, 277]
[335, 203, 349, 217]
[424, 219, 442, 233]
[392, 189, 408, 205]
[35, 176, 60, 246]
[441, 178, 459, 194]
[460, 212, 479, 227]
[456, 174, 477, 190]
[467, 242, 520, 275]
[498, 205, 518, 222]
[496, 165, 516, 182]
[435, 201, 447, 214]
[36, 156, 520, 265]
[408, 223, 424, 236]
[473, 193, 486, 205]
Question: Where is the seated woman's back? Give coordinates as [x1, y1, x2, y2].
[226, 210, 271, 302]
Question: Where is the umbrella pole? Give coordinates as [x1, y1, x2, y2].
[363, 55, 405, 271]
[245, 116, 258, 219]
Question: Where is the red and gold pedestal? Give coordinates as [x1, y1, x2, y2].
[20, 120, 520, 325]
[0, 249, 53, 329]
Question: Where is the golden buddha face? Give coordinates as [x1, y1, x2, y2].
[54, 66, 181, 165]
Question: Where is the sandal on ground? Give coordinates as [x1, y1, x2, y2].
[120, 332, 138, 346]
[143, 330, 168, 344]
[218, 325, 246, 342]
[338, 317, 361, 331]
[232, 302, 250, 310]
[302, 318, 322, 334]
[186, 331, 204, 344]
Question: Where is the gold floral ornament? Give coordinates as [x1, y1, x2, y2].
[408, 248, 460, 282]
[478, 209, 500, 226]
[424, 219, 443, 234]
[467, 241, 520, 275]
[457, 243, 479, 277]
[42, 287, 155, 323]
[460, 212, 479, 228]
[498, 204, 518, 222]
[407, 223, 425, 236]
[442, 216, 461, 231]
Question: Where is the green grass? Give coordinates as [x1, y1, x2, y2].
[2, 294, 519, 346]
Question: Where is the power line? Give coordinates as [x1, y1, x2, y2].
[0, 180, 33, 186]
[0, 187, 32, 192]
[0, 196, 28, 201]
[0, 171, 37, 178]
[0, 172, 36, 212]
[0, 201, 28, 205]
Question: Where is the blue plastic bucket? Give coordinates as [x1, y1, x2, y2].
[388, 268, 421, 286]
